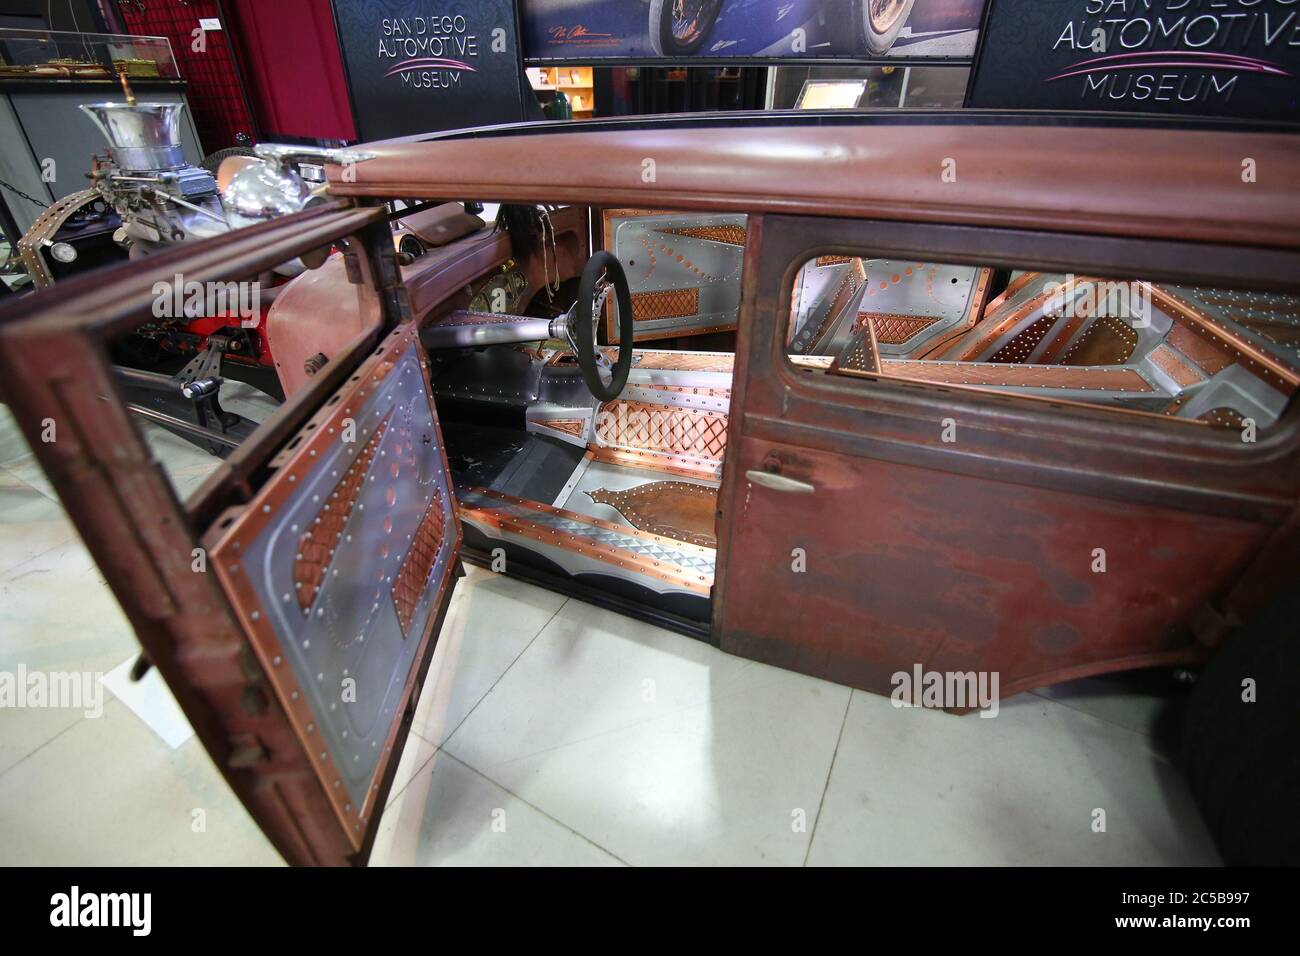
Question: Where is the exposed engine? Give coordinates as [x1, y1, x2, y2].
[82, 102, 230, 252]
[15, 98, 363, 457]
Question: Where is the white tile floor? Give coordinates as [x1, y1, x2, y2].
[0, 400, 1221, 866]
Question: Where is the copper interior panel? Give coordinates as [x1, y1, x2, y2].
[392, 487, 449, 637]
[657, 224, 747, 245]
[1148, 343, 1208, 388]
[1152, 285, 1299, 391]
[534, 418, 588, 439]
[1034, 312, 1089, 365]
[594, 399, 728, 462]
[1059, 315, 1139, 366]
[1167, 322, 1236, 376]
[457, 487, 713, 596]
[870, 360, 1154, 392]
[620, 350, 735, 372]
[293, 413, 392, 612]
[588, 481, 718, 548]
[988, 314, 1056, 364]
[869, 313, 941, 345]
[946, 280, 1060, 362]
[587, 445, 722, 481]
[1184, 289, 1300, 357]
[631, 287, 701, 321]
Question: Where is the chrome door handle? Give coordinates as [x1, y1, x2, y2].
[745, 469, 815, 494]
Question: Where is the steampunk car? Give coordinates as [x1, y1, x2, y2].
[0, 111, 1296, 867]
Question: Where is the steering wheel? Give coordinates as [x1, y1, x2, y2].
[571, 251, 633, 402]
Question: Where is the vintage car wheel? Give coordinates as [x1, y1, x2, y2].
[1182, 589, 1300, 865]
[860, 0, 915, 55]
[649, 0, 725, 56]
[573, 251, 633, 402]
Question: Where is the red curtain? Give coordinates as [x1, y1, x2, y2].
[118, 0, 256, 153]
[223, 0, 356, 142]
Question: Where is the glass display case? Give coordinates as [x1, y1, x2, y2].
[0, 28, 178, 81]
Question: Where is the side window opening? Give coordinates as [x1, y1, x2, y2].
[786, 257, 1300, 432]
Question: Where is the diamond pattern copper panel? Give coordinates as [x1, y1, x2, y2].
[631, 288, 701, 321]
[293, 413, 391, 613]
[656, 224, 747, 246]
[391, 486, 447, 637]
[868, 313, 940, 345]
[537, 418, 588, 439]
[595, 400, 728, 463]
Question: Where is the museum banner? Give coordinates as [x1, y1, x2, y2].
[520, 0, 987, 63]
[968, 0, 1300, 121]
[330, 0, 530, 141]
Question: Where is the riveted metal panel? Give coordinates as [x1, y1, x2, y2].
[209, 324, 460, 844]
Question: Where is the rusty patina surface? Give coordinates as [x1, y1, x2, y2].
[712, 213, 1300, 701]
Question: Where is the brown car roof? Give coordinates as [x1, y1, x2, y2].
[327, 113, 1300, 250]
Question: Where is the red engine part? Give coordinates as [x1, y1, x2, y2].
[179, 307, 275, 367]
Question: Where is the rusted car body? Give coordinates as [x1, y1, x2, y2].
[1, 112, 1296, 865]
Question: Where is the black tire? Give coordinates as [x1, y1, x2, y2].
[1183, 589, 1300, 865]
[649, 0, 724, 57]
[200, 146, 256, 177]
[859, 0, 915, 56]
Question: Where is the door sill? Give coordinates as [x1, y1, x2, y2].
[459, 541, 715, 644]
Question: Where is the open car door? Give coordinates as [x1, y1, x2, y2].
[0, 202, 462, 865]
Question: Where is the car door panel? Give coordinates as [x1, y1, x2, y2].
[207, 322, 460, 842]
[0, 203, 461, 865]
[714, 214, 1300, 703]
[600, 208, 747, 341]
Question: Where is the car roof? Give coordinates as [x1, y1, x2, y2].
[327, 110, 1300, 250]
